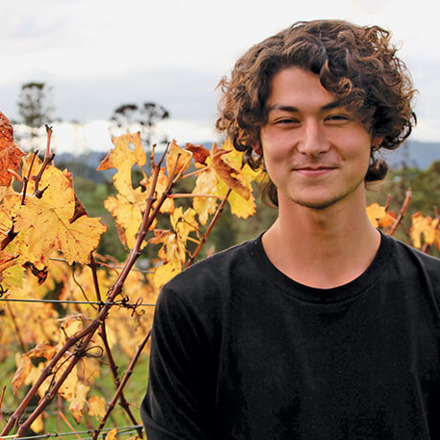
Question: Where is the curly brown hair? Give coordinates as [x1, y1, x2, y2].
[216, 19, 416, 207]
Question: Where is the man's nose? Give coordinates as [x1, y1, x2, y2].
[297, 120, 330, 157]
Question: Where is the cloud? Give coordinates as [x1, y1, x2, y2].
[1, 67, 221, 124]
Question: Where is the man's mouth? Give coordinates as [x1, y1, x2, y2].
[293, 165, 338, 176]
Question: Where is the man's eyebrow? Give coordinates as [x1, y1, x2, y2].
[267, 100, 344, 113]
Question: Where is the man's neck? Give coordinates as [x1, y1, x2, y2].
[262, 193, 381, 289]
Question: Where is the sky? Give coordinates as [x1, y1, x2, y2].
[2, 0, 440, 154]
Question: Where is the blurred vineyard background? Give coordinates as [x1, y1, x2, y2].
[1, 82, 440, 439]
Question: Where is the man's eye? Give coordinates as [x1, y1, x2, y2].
[326, 114, 350, 122]
[274, 118, 299, 125]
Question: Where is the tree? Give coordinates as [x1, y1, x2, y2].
[16, 82, 55, 150]
[109, 101, 170, 149]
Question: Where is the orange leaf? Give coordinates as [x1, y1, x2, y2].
[366, 202, 388, 228]
[378, 211, 396, 229]
[0, 111, 25, 187]
[186, 142, 210, 166]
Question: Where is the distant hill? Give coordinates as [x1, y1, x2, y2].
[385, 140, 440, 170]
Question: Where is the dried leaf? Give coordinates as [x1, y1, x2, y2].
[186, 142, 210, 166]
[69, 383, 90, 423]
[28, 342, 58, 360]
[12, 354, 32, 395]
[211, 143, 251, 200]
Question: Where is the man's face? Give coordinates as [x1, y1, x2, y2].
[259, 66, 378, 211]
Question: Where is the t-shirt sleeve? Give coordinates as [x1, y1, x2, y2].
[141, 286, 211, 439]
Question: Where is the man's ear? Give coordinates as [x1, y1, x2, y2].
[372, 136, 384, 149]
[252, 141, 263, 155]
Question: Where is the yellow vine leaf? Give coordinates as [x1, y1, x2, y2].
[149, 229, 188, 288]
[149, 230, 186, 265]
[220, 180, 256, 219]
[88, 395, 107, 420]
[97, 132, 146, 197]
[1, 261, 24, 289]
[192, 168, 220, 225]
[99, 133, 175, 247]
[30, 413, 45, 434]
[107, 429, 118, 440]
[410, 212, 439, 249]
[170, 206, 198, 244]
[104, 190, 149, 249]
[221, 139, 261, 182]
[152, 258, 182, 289]
[56, 360, 79, 401]
[0, 188, 21, 220]
[14, 166, 106, 265]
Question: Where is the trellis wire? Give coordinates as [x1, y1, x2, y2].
[0, 298, 155, 307]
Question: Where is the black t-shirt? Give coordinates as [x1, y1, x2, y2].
[141, 233, 440, 439]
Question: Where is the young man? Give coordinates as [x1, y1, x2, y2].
[141, 20, 440, 439]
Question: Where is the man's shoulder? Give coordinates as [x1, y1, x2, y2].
[387, 234, 440, 281]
